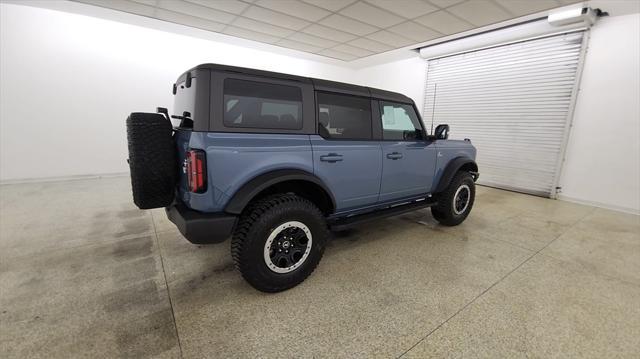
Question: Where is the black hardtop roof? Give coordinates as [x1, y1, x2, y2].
[179, 63, 414, 104]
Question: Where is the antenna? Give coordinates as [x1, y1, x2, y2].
[430, 83, 437, 134]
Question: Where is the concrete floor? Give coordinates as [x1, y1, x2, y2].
[1, 177, 639, 358]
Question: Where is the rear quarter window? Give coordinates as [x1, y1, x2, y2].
[223, 79, 303, 130]
[173, 78, 197, 128]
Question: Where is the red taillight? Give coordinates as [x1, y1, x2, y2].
[186, 149, 207, 193]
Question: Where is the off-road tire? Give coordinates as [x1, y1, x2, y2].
[231, 194, 329, 293]
[431, 171, 475, 226]
[126, 112, 176, 209]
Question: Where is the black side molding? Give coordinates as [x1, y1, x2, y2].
[224, 169, 336, 215]
[434, 157, 479, 193]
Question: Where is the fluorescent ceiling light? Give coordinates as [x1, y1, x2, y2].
[548, 7, 583, 23]
[548, 7, 597, 26]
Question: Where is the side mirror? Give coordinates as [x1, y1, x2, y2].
[435, 124, 450, 140]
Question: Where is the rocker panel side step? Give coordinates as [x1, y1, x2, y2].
[328, 199, 437, 231]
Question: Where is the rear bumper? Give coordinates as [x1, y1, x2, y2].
[165, 202, 237, 244]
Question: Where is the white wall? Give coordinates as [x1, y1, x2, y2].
[353, 56, 427, 116]
[354, 15, 640, 214]
[0, 3, 352, 182]
[558, 13, 640, 214]
[1, 3, 638, 214]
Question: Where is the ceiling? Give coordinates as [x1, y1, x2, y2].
[72, 0, 583, 61]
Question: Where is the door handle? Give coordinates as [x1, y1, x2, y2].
[320, 153, 343, 163]
[386, 152, 403, 160]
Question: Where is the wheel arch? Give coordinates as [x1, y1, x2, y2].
[224, 169, 336, 215]
[434, 157, 479, 193]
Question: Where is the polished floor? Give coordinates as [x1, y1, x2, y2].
[1, 177, 639, 358]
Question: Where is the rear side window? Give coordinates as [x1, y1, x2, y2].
[317, 92, 372, 140]
[223, 79, 302, 130]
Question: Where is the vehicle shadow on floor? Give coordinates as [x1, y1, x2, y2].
[164, 213, 436, 297]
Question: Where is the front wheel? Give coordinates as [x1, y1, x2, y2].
[431, 171, 476, 226]
[231, 194, 329, 292]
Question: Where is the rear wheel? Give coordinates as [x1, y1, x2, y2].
[231, 194, 329, 292]
[431, 171, 475, 226]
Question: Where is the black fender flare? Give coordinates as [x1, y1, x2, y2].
[434, 157, 479, 193]
[224, 169, 336, 215]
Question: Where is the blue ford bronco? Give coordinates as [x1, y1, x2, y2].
[126, 64, 478, 292]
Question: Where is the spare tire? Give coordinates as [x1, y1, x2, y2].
[126, 112, 176, 209]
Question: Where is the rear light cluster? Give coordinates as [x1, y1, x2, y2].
[186, 149, 207, 193]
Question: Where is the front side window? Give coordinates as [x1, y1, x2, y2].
[380, 101, 423, 140]
[317, 92, 372, 140]
[223, 79, 302, 130]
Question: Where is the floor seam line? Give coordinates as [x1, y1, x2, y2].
[534, 205, 640, 288]
[396, 250, 538, 358]
[396, 209, 588, 358]
[472, 232, 539, 253]
[150, 211, 185, 359]
[534, 251, 640, 288]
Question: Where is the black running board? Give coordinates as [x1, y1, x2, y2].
[329, 199, 436, 231]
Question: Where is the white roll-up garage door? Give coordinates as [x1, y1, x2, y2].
[423, 31, 587, 197]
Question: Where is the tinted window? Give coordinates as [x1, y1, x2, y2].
[224, 79, 302, 130]
[317, 92, 372, 140]
[380, 101, 423, 140]
[173, 78, 196, 128]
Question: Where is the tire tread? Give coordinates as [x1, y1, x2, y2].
[431, 171, 475, 226]
[231, 194, 328, 292]
[126, 113, 176, 209]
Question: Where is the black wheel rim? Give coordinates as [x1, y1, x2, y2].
[453, 184, 471, 215]
[264, 221, 312, 273]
